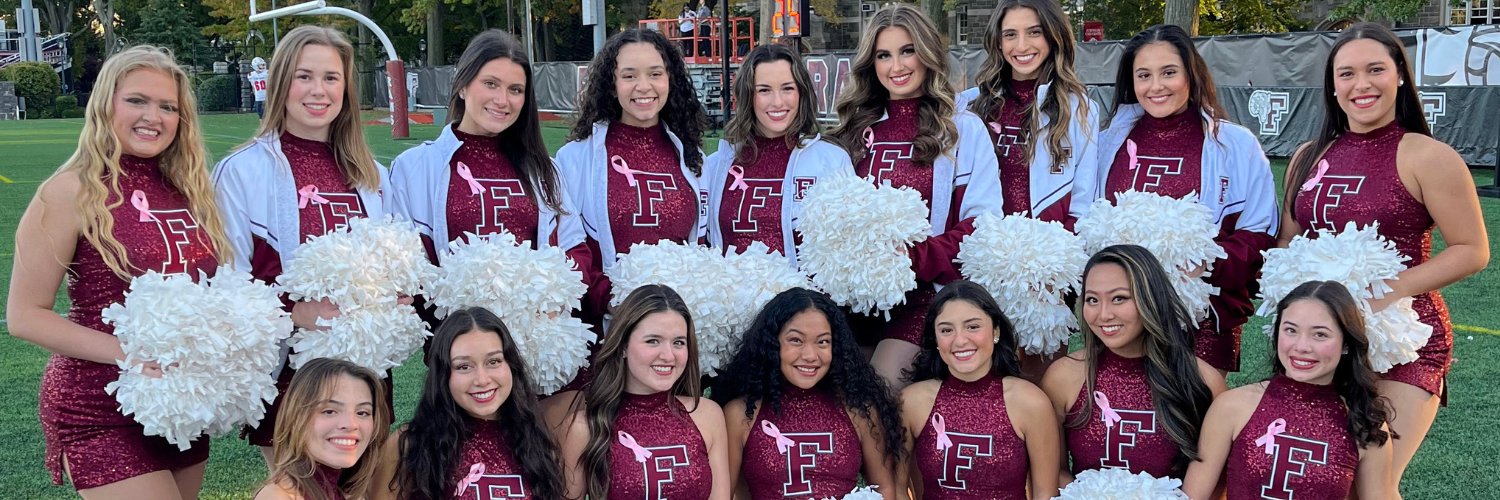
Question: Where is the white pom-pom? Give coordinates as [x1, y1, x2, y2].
[1075, 191, 1227, 323]
[823, 485, 883, 500]
[100, 266, 292, 449]
[959, 213, 1086, 355]
[278, 215, 439, 306]
[426, 231, 585, 319]
[711, 242, 814, 368]
[288, 303, 431, 373]
[1053, 468, 1190, 499]
[1258, 221, 1432, 372]
[608, 241, 738, 375]
[798, 174, 930, 316]
[504, 312, 595, 394]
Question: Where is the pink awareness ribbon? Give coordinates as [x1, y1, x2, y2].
[760, 420, 797, 454]
[1300, 159, 1331, 192]
[1126, 139, 1139, 170]
[728, 165, 750, 191]
[931, 413, 954, 451]
[988, 121, 1005, 135]
[1254, 418, 1288, 454]
[610, 155, 641, 187]
[130, 190, 158, 222]
[1094, 391, 1122, 431]
[297, 184, 330, 209]
[617, 431, 653, 463]
[455, 161, 485, 196]
[454, 462, 485, 496]
[863, 126, 875, 151]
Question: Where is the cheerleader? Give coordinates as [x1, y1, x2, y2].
[7, 45, 228, 498]
[824, 4, 1002, 390]
[711, 288, 905, 499]
[703, 44, 853, 265]
[1279, 22, 1488, 483]
[1183, 281, 1396, 499]
[1093, 24, 1278, 376]
[543, 285, 730, 499]
[212, 26, 389, 459]
[1040, 245, 1227, 483]
[371, 307, 564, 499]
[255, 358, 391, 500]
[554, 29, 710, 323]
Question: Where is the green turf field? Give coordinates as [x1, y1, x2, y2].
[0, 112, 1495, 498]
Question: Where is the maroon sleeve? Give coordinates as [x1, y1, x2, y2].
[909, 216, 976, 285]
[420, 234, 440, 265]
[572, 239, 613, 319]
[1203, 228, 1277, 326]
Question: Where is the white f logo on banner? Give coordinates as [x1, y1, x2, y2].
[1248, 90, 1291, 136]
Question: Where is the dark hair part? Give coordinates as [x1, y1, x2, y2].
[1270, 281, 1395, 448]
[1070, 245, 1214, 475]
[267, 358, 391, 500]
[1110, 24, 1224, 133]
[711, 288, 907, 465]
[568, 29, 708, 175]
[1284, 22, 1430, 216]
[826, 3, 958, 167]
[906, 280, 1024, 382]
[578, 284, 701, 499]
[969, 0, 1091, 174]
[723, 44, 822, 165]
[394, 307, 565, 500]
[448, 30, 565, 213]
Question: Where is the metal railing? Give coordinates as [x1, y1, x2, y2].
[639, 17, 756, 64]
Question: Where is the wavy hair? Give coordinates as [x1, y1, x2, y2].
[1270, 281, 1395, 448]
[448, 30, 564, 213]
[1284, 22, 1429, 215]
[906, 280, 1024, 383]
[826, 3, 957, 167]
[1069, 245, 1214, 475]
[49, 45, 230, 279]
[969, 0, 1091, 174]
[577, 285, 701, 499]
[248, 26, 380, 191]
[722, 44, 821, 165]
[266, 358, 391, 500]
[568, 29, 707, 175]
[711, 288, 906, 465]
[1110, 25, 1224, 134]
[394, 308, 565, 499]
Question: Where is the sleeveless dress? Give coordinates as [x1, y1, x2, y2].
[448, 415, 532, 499]
[741, 386, 861, 499]
[914, 375, 1029, 499]
[1065, 350, 1181, 478]
[1225, 375, 1359, 500]
[608, 392, 714, 499]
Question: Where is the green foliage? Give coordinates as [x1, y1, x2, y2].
[52, 94, 82, 118]
[0, 62, 62, 119]
[1073, 0, 1308, 40]
[196, 73, 241, 112]
[127, 0, 209, 66]
[1329, 0, 1428, 23]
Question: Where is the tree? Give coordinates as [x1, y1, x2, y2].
[1075, 0, 1308, 40]
[1164, 0, 1197, 35]
[94, 0, 119, 55]
[1329, 0, 1428, 23]
[128, 0, 207, 65]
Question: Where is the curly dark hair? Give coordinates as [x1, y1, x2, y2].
[904, 280, 1024, 383]
[393, 308, 565, 500]
[711, 287, 907, 466]
[567, 28, 707, 175]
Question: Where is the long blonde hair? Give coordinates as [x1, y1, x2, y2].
[51, 45, 229, 279]
[267, 358, 392, 500]
[250, 26, 380, 191]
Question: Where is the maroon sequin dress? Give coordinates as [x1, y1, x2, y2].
[719, 135, 792, 255]
[39, 155, 218, 488]
[444, 127, 541, 245]
[1225, 376, 1358, 500]
[1065, 350, 1181, 479]
[742, 386, 861, 499]
[987, 78, 1040, 219]
[1293, 120, 1452, 401]
[914, 375, 1029, 499]
[851, 98, 941, 345]
[608, 392, 713, 499]
[244, 131, 374, 447]
[604, 122, 696, 250]
[1104, 111, 1256, 373]
[315, 464, 347, 500]
[449, 416, 531, 499]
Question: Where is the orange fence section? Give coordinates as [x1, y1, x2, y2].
[639, 17, 757, 64]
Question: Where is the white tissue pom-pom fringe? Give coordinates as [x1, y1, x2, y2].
[288, 303, 430, 373]
[959, 213, 1086, 355]
[278, 215, 439, 306]
[1258, 221, 1431, 372]
[822, 486, 883, 500]
[427, 231, 585, 320]
[608, 242, 739, 375]
[100, 266, 291, 449]
[1053, 468, 1190, 500]
[503, 312, 594, 394]
[1075, 191, 1227, 323]
[718, 242, 814, 360]
[797, 174, 930, 316]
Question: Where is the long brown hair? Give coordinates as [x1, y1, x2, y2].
[266, 358, 392, 500]
[969, 0, 1091, 173]
[47, 45, 230, 279]
[248, 26, 380, 191]
[1110, 25, 1224, 134]
[577, 285, 701, 499]
[722, 44, 821, 165]
[1270, 281, 1394, 448]
[826, 3, 957, 167]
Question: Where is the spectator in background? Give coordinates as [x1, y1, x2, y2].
[697, 0, 714, 57]
[679, 5, 698, 57]
[247, 57, 269, 120]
